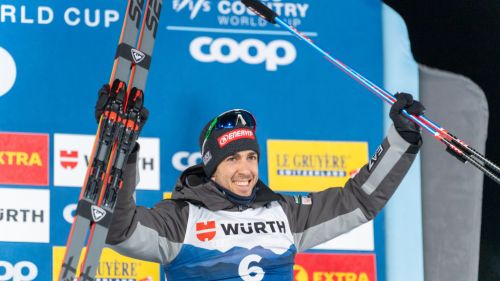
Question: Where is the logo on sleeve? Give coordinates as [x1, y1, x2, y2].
[294, 196, 312, 205]
[368, 145, 384, 171]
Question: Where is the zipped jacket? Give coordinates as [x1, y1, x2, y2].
[106, 125, 420, 281]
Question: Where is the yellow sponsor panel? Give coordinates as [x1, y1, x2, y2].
[53, 246, 160, 281]
[267, 140, 368, 192]
[163, 192, 172, 199]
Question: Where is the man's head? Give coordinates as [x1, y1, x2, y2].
[199, 109, 260, 196]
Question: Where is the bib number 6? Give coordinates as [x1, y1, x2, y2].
[238, 254, 264, 281]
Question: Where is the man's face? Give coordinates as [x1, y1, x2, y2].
[211, 150, 259, 197]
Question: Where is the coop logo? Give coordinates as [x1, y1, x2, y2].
[0, 133, 49, 186]
[54, 134, 160, 190]
[0, 261, 38, 281]
[63, 203, 77, 224]
[172, 151, 201, 171]
[189, 36, 296, 71]
[0, 47, 16, 97]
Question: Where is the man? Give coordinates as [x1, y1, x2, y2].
[106, 93, 424, 280]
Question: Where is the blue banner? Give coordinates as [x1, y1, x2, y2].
[0, 0, 386, 280]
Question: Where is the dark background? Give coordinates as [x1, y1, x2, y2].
[383, 0, 500, 280]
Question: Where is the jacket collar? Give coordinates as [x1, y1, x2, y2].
[172, 164, 281, 211]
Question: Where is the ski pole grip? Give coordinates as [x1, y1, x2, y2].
[242, 0, 278, 24]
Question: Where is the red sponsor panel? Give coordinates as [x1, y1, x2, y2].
[0, 132, 49, 185]
[294, 253, 376, 281]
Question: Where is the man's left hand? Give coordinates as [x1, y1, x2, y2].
[389, 92, 426, 144]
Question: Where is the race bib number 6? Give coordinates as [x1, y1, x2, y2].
[238, 254, 264, 281]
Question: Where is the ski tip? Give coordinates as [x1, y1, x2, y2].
[241, 0, 277, 24]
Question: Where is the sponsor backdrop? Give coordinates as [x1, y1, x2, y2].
[0, 0, 390, 280]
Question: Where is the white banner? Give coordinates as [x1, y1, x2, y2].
[0, 188, 50, 243]
[54, 134, 160, 190]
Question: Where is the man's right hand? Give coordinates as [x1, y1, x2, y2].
[94, 81, 149, 131]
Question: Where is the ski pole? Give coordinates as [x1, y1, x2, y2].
[241, 0, 500, 185]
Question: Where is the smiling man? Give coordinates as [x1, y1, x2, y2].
[107, 96, 424, 281]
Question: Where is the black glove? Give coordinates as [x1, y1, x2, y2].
[94, 81, 149, 131]
[128, 87, 149, 132]
[389, 92, 426, 144]
[94, 84, 111, 123]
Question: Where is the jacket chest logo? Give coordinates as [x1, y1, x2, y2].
[196, 221, 217, 242]
[195, 220, 287, 242]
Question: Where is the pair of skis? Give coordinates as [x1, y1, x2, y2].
[58, 0, 162, 280]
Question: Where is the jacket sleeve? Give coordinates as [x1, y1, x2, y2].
[105, 146, 188, 264]
[279, 125, 421, 252]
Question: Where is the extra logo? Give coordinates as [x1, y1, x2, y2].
[293, 265, 308, 281]
[217, 128, 255, 148]
[190, 36, 296, 71]
[294, 253, 376, 281]
[91, 205, 106, 222]
[0, 132, 49, 186]
[0, 47, 16, 97]
[0, 261, 38, 281]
